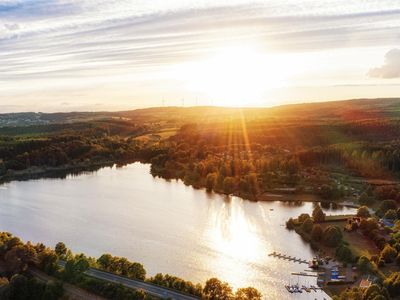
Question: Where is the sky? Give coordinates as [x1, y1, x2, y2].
[0, 0, 400, 112]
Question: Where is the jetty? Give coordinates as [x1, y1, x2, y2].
[268, 252, 308, 264]
[284, 284, 322, 293]
[291, 272, 318, 277]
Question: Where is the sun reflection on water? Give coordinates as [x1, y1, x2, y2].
[204, 197, 267, 289]
[210, 199, 262, 261]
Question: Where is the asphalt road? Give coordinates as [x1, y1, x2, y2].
[59, 261, 199, 300]
[29, 268, 105, 300]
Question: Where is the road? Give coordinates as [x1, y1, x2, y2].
[59, 261, 200, 300]
[29, 268, 105, 300]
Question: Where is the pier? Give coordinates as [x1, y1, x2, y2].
[284, 284, 322, 293]
[291, 272, 318, 277]
[268, 252, 308, 264]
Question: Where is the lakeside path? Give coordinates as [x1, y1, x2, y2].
[59, 261, 200, 300]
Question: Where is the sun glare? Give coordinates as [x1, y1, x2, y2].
[175, 45, 288, 107]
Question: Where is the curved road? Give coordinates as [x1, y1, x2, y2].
[59, 261, 199, 300]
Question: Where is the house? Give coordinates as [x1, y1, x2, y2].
[359, 278, 372, 289]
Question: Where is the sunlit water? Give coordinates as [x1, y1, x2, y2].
[0, 163, 355, 299]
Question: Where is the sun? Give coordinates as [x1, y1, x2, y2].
[175, 45, 287, 107]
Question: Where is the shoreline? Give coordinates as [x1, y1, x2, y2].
[0, 161, 360, 209]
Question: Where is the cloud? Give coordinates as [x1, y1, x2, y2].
[368, 49, 400, 79]
[3, 23, 19, 31]
[1, 0, 400, 110]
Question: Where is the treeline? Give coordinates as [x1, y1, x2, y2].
[149, 122, 400, 202]
[0, 233, 262, 300]
[2, 116, 400, 203]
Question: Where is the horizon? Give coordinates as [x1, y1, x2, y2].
[1, 0, 400, 112]
[1, 97, 400, 114]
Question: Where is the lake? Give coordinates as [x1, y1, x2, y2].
[0, 163, 356, 299]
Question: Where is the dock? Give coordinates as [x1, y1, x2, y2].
[268, 252, 308, 264]
[284, 284, 322, 293]
[291, 272, 318, 277]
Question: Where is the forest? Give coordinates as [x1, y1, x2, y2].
[1, 99, 400, 204]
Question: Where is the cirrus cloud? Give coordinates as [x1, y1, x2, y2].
[368, 48, 400, 79]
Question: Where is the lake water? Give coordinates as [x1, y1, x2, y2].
[0, 163, 356, 299]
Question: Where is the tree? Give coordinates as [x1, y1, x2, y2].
[335, 245, 353, 263]
[286, 218, 295, 230]
[357, 206, 370, 218]
[43, 281, 64, 300]
[312, 204, 325, 222]
[301, 218, 313, 233]
[359, 218, 379, 232]
[298, 213, 311, 223]
[384, 272, 400, 297]
[203, 278, 233, 300]
[223, 177, 235, 194]
[235, 287, 262, 300]
[64, 257, 89, 280]
[322, 226, 342, 247]
[363, 284, 390, 300]
[97, 254, 113, 270]
[8, 274, 30, 300]
[206, 173, 217, 192]
[357, 256, 372, 274]
[38, 250, 59, 275]
[311, 224, 323, 241]
[55, 242, 67, 257]
[380, 245, 397, 263]
[127, 262, 146, 280]
[377, 200, 397, 217]
[384, 209, 397, 220]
